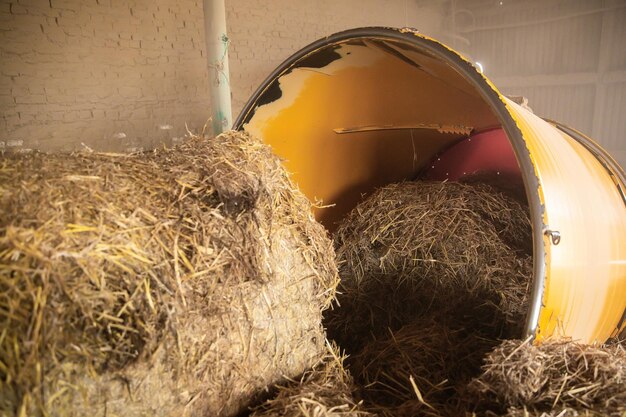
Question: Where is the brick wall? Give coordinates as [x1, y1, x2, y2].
[0, 0, 444, 151]
[0, 0, 211, 152]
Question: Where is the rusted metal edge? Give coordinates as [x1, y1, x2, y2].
[333, 124, 473, 135]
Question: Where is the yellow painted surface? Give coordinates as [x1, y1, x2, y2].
[244, 39, 497, 229]
[505, 98, 626, 343]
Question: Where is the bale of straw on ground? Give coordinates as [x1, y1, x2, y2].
[0, 131, 338, 417]
[468, 339, 626, 417]
[250, 343, 371, 417]
[326, 181, 533, 353]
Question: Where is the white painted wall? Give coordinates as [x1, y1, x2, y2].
[445, 0, 626, 167]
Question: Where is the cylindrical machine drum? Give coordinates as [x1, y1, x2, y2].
[233, 27, 626, 344]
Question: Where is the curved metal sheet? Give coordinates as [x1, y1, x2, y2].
[507, 104, 626, 342]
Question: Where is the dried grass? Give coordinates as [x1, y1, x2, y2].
[460, 171, 528, 211]
[467, 339, 626, 416]
[326, 181, 533, 353]
[0, 131, 338, 416]
[348, 317, 501, 417]
[499, 407, 614, 416]
[250, 342, 372, 417]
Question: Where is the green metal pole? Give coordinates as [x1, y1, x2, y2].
[203, 0, 233, 136]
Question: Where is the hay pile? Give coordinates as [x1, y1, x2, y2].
[326, 181, 532, 349]
[250, 343, 371, 417]
[468, 338, 626, 417]
[324, 180, 534, 416]
[0, 131, 338, 416]
[347, 317, 502, 416]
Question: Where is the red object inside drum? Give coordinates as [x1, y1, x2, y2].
[424, 128, 522, 181]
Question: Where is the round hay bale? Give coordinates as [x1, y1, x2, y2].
[250, 343, 371, 417]
[0, 131, 338, 416]
[325, 181, 532, 352]
[467, 339, 626, 416]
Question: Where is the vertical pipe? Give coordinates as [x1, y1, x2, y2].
[203, 0, 232, 136]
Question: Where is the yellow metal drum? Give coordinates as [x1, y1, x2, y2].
[234, 27, 626, 344]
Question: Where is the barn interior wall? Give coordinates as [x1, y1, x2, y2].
[444, 0, 626, 167]
[0, 0, 211, 152]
